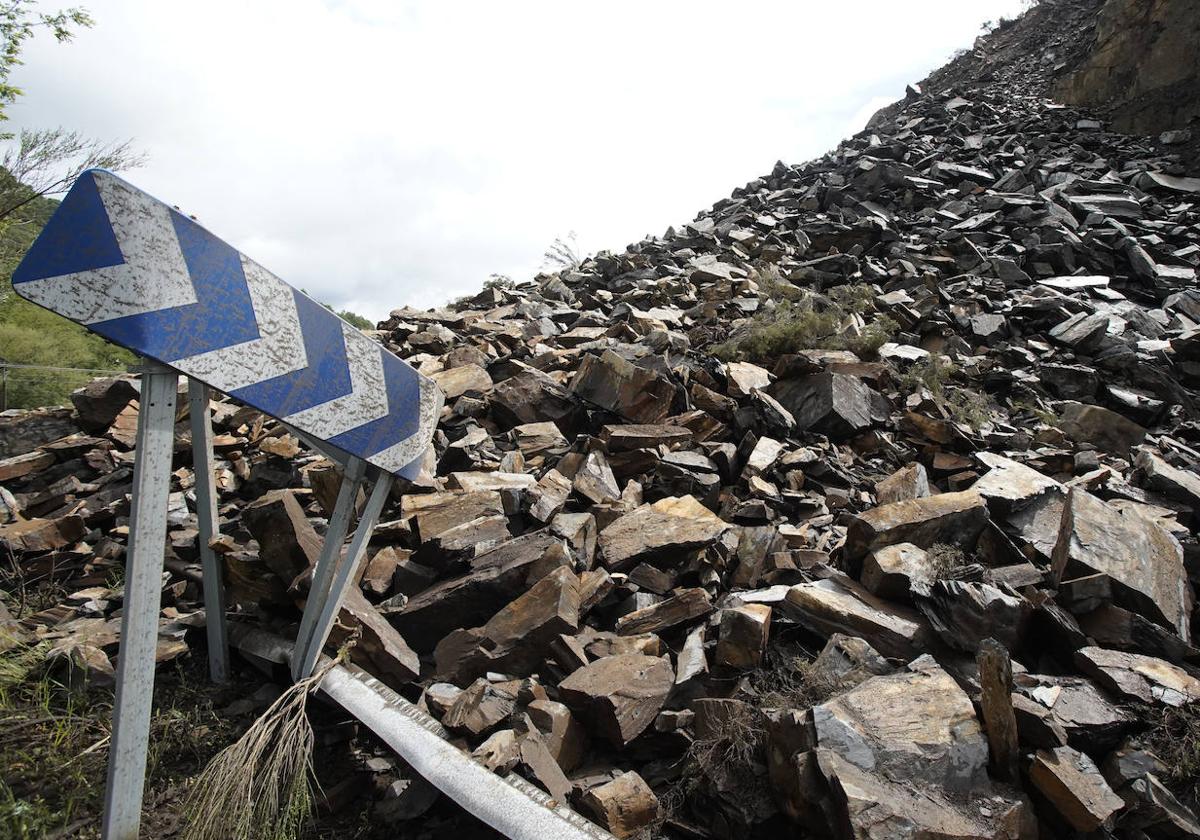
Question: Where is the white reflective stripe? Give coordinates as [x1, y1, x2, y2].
[283, 325, 389, 438]
[18, 172, 197, 323]
[173, 257, 307, 391]
[366, 377, 444, 473]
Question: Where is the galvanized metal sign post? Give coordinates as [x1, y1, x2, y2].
[13, 170, 442, 839]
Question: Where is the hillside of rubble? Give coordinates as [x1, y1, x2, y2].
[4, 0, 1200, 838]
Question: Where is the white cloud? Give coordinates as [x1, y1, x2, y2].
[7, 0, 1026, 320]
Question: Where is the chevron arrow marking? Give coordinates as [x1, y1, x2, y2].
[13, 171, 198, 323]
[171, 257, 308, 393]
[12, 169, 442, 478]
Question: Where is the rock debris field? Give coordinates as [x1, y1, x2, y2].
[4, 2, 1200, 837]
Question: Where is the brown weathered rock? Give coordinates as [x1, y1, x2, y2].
[0, 449, 54, 482]
[917, 580, 1031, 653]
[815, 749, 1031, 840]
[490, 364, 580, 431]
[601, 424, 691, 452]
[578, 771, 659, 839]
[806, 634, 893, 692]
[402, 490, 505, 542]
[715, 603, 771, 669]
[1014, 674, 1132, 752]
[332, 590, 421, 686]
[0, 514, 85, 552]
[1058, 402, 1147, 455]
[843, 490, 988, 562]
[977, 638, 1019, 783]
[1073, 646, 1200, 707]
[429, 363, 492, 399]
[859, 542, 931, 601]
[573, 451, 619, 505]
[558, 654, 673, 747]
[1029, 746, 1124, 832]
[874, 462, 930, 505]
[526, 698, 587, 772]
[770, 372, 888, 438]
[528, 470, 572, 522]
[725, 361, 771, 397]
[441, 678, 520, 737]
[391, 531, 564, 650]
[1052, 487, 1190, 639]
[614, 587, 711, 636]
[598, 495, 728, 571]
[433, 566, 580, 683]
[472, 729, 520, 773]
[360, 546, 404, 597]
[782, 576, 933, 659]
[1135, 449, 1200, 512]
[516, 721, 573, 802]
[242, 489, 322, 583]
[70, 377, 139, 432]
[811, 656, 989, 791]
[570, 350, 675, 424]
[972, 453, 1064, 514]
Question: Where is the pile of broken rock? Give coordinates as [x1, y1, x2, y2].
[5, 8, 1200, 839]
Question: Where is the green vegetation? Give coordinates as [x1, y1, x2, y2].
[335, 309, 373, 330]
[0, 2, 93, 134]
[0, 637, 235, 839]
[320, 303, 373, 330]
[0, 3, 149, 410]
[0, 180, 135, 409]
[895, 355, 992, 431]
[712, 280, 898, 364]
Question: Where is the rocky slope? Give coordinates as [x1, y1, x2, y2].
[4, 2, 1200, 838]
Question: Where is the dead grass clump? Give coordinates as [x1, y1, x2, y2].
[747, 643, 832, 711]
[182, 672, 321, 840]
[928, 543, 967, 579]
[650, 701, 772, 835]
[1147, 704, 1200, 809]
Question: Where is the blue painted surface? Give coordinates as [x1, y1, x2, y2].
[96, 212, 260, 360]
[328, 351, 420, 455]
[12, 174, 124, 283]
[231, 290, 353, 415]
[12, 169, 438, 478]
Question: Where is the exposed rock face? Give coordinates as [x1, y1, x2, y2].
[1055, 0, 1200, 137]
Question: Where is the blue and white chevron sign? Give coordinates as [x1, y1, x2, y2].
[12, 170, 442, 478]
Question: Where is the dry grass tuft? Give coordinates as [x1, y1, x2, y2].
[928, 543, 967, 579]
[180, 643, 355, 840]
[748, 643, 832, 711]
[1147, 704, 1200, 809]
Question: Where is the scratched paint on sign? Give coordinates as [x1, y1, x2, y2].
[13, 169, 442, 478]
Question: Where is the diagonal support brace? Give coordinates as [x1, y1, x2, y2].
[291, 457, 393, 680]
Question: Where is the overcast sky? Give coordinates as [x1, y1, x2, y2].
[8, 0, 1025, 321]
